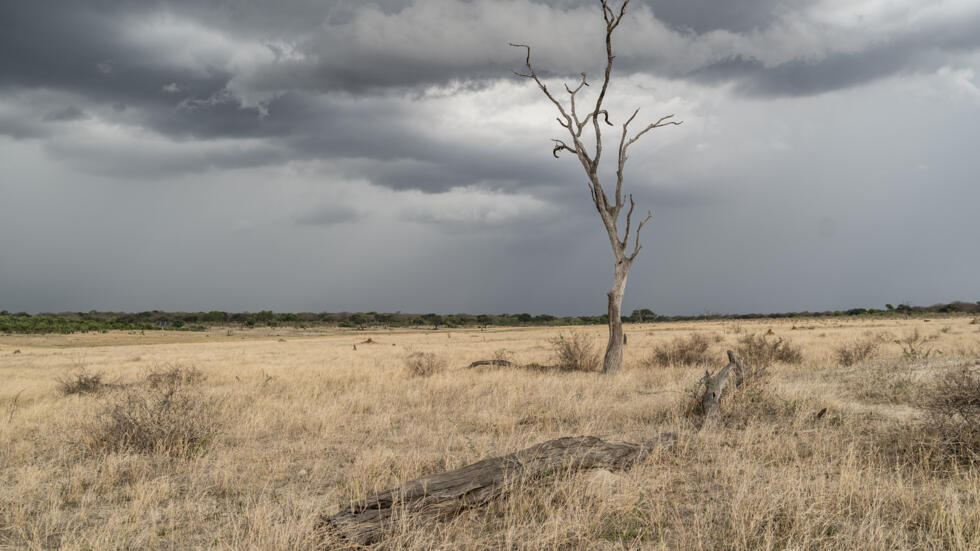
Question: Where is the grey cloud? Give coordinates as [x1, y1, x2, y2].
[688, 13, 980, 97]
[294, 204, 364, 226]
[649, 0, 813, 33]
[1, 0, 979, 317]
[42, 106, 89, 122]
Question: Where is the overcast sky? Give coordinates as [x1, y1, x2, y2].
[1, 0, 978, 316]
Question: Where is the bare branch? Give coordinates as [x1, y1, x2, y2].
[624, 114, 682, 153]
[551, 139, 577, 158]
[622, 194, 636, 248]
[510, 42, 599, 172]
[629, 210, 652, 261]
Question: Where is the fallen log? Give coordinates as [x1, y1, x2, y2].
[700, 350, 745, 423]
[464, 359, 557, 370]
[465, 359, 516, 368]
[320, 433, 676, 545]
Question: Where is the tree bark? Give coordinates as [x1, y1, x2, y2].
[320, 433, 676, 545]
[699, 350, 745, 425]
[603, 257, 631, 373]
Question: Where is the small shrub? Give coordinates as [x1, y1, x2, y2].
[404, 352, 447, 377]
[919, 365, 980, 463]
[548, 333, 600, 372]
[492, 348, 516, 365]
[646, 334, 711, 367]
[834, 337, 880, 367]
[895, 328, 938, 361]
[84, 369, 218, 457]
[143, 364, 204, 388]
[735, 334, 803, 368]
[57, 368, 109, 395]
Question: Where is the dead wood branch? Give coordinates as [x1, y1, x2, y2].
[699, 350, 745, 425]
[464, 359, 557, 370]
[320, 433, 676, 545]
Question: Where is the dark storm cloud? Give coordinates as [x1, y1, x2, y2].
[3, 0, 978, 178]
[1, 0, 979, 317]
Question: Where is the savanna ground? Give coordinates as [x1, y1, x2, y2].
[1, 317, 979, 550]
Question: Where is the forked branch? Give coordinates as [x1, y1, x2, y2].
[511, 0, 680, 264]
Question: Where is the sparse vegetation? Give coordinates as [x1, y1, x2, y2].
[895, 328, 939, 361]
[143, 364, 204, 389]
[3, 317, 980, 549]
[735, 333, 804, 367]
[920, 364, 980, 464]
[404, 351, 447, 377]
[81, 366, 218, 458]
[548, 332, 601, 372]
[57, 368, 110, 395]
[834, 335, 880, 367]
[646, 333, 711, 367]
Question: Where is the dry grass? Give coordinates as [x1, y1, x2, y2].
[919, 363, 980, 464]
[548, 332, 601, 372]
[736, 333, 804, 367]
[0, 318, 979, 549]
[83, 368, 218, 458]
[56, 368, 110, 396]
[403, 351, 447, 377]
[834, 334, 881, 367]
[646, 333, 712, 368]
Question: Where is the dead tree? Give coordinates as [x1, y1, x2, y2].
[511, 0, 681, 374]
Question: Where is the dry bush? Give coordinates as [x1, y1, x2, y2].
[404, 352, 447, 377]
[57, 368, 110, 395]
[82, 367, 218, 458]
[646, 333, 711, 368]
[548, 333, 600, 372]
[919, 365, 980, 463]
[144, 364, 204, 388]
[492, 348, 516, 365]
[834, 336, 880, 367]
[735, 333, 803, 368]
[894, 328, 939, 362]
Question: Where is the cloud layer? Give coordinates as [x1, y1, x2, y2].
[1, 1, 978, 315]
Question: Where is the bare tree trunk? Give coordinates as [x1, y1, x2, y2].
[603, 257, 631, 373]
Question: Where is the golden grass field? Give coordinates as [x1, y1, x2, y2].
[1, 317, 979, 550]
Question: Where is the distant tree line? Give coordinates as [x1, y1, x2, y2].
[1, 300, 978, 335]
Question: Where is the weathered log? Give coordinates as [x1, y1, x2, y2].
[464, 359, 557, 370]
[700, 350, 745, 423]
[465, 359, 516, 369]
[320, 433, 676, 545]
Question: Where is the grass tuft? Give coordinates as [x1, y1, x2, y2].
[646, 334, 711, 368]
[81, 366, 218, 458]
[735, 333, 803, 367]
[548, 333, 600, 372]
[57, 368, 110, 396]
[404, 352, 447, 377]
